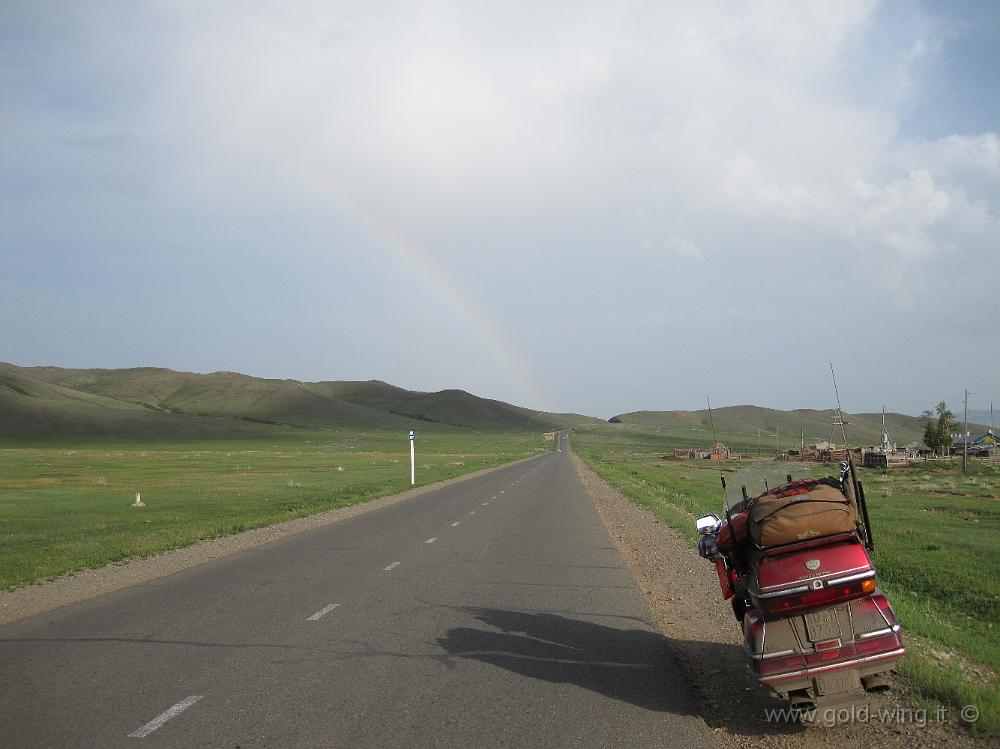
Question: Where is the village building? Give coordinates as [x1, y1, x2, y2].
[951, 431, 998, 457]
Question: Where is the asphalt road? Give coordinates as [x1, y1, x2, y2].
[0, 433, 715, 747]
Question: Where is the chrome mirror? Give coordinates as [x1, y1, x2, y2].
[696, 514, 722, 535]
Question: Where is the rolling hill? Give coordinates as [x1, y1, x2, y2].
[608, 405, 992, 449]
[4, 362, 985, 446]
[0, 363, 600, 438]
[0, 365, 278, 439]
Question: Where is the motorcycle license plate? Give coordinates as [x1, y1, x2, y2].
[804, 607, 842, 642]
[815, 670, 862, 696]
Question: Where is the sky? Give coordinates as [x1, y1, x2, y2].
[2, 1, 998, 419]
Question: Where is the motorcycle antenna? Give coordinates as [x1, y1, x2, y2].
[830, 363, 852, 452]
[707, 396, 736, 538]
[830, 363, 875, 550]
[707, 396, 727, 487]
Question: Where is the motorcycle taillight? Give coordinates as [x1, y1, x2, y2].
[855, 631, 904, 657]
[755, 651, 805, 678]
[761, 576, 876, 617]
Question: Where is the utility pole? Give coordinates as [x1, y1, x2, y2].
[800, 425, 804, 453]
[963, 390, 969, 475]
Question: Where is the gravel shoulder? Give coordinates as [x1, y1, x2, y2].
[0, 456, 539, 627]
[572, 453, 988, 749]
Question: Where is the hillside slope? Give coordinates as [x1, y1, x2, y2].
[0, 363, 597, 437]
[0, 366, 278, 438]
[16, 367, 418, 430]
[321, 380, 600, 429]
[609, 405, 991, 448]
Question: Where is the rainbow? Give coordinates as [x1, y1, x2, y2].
[343, 202, 549, 411]
[295, 158, 549, 410]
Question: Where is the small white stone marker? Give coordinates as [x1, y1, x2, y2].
[132, 492, 144, 508]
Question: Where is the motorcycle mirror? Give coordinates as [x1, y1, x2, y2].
[696, 514, 722, 535]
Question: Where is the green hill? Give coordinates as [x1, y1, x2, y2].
[0, 363, 598, 438]
[21, 367, 419, 429]
[608, 405, 992, 449]
[0, 366, 280, 439]
[9, 362, 974, 446]
[320, 380, 598, 429]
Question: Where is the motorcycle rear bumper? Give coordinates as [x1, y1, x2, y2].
[756, 641, 906, 690]
[742, 594, 905, 698]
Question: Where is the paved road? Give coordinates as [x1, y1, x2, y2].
[0, 433, 714, 747]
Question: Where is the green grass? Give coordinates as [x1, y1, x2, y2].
[0, 427, 551, 590]
[572, 425, 999, 736]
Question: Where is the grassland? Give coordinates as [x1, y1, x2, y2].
[608, 404, 995, 450]
[572, 424, 1000, 735]
[0, 428, 550, 591]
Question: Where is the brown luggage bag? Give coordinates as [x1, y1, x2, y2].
[748, 483, 857, 547]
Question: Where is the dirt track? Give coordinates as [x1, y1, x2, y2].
[572, 454, 990, 749]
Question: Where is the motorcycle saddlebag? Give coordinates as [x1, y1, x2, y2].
[749, 483, 857, 548]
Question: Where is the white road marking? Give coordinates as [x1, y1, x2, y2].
[492, 496, 498, 499]
[500, 490, 505, 494]
[469, 510, 477, 515]
[128, 696, 203, 738]
[483, 502, 489, 506]
[451, 521, 461, 527]
[383, 561, 401, 571]
[425, 537, 437, 544]
[306, 603, 341, 621]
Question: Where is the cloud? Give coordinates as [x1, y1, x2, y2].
[3, 0, 998, 414]
[640, 236, 703, 261]
[851, 170, 951, 258]
[118, 1, 993, 263]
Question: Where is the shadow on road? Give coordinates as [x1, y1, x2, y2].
[435, 607, 699, 714]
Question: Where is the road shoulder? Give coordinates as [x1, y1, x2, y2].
[571, 454, 983, 749]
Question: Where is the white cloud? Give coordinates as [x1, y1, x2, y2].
[895, 133, 1000, 181]
[640, 235, 704, 261]
[851, 170, 951, 258]
[5, 0, 999, 413]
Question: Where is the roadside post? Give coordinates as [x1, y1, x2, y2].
[409, 430, 415, 486]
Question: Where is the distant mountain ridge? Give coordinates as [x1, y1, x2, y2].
[0, 363, 600, 438]
[608, 405, 994, 448]
[3, 362, 989, 444]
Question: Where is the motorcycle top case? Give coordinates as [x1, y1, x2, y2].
[748, 482, 857, 548]
[749, 535, 876, 616]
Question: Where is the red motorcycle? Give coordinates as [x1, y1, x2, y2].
[696, 460, 905, 717]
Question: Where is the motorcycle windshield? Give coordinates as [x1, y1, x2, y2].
[723, 460, 813, 509]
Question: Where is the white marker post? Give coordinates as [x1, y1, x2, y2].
[409, 430, 416, 486]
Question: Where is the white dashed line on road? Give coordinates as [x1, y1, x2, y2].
[483, 502, 488, 506]
[306, 603, 341, 621]
[383, 561, 401, 571]
[469, 510, 477, 515]
[128, 696, 203, 738]
[425, 537, 437, 544]
[451, 521, 461, 526]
